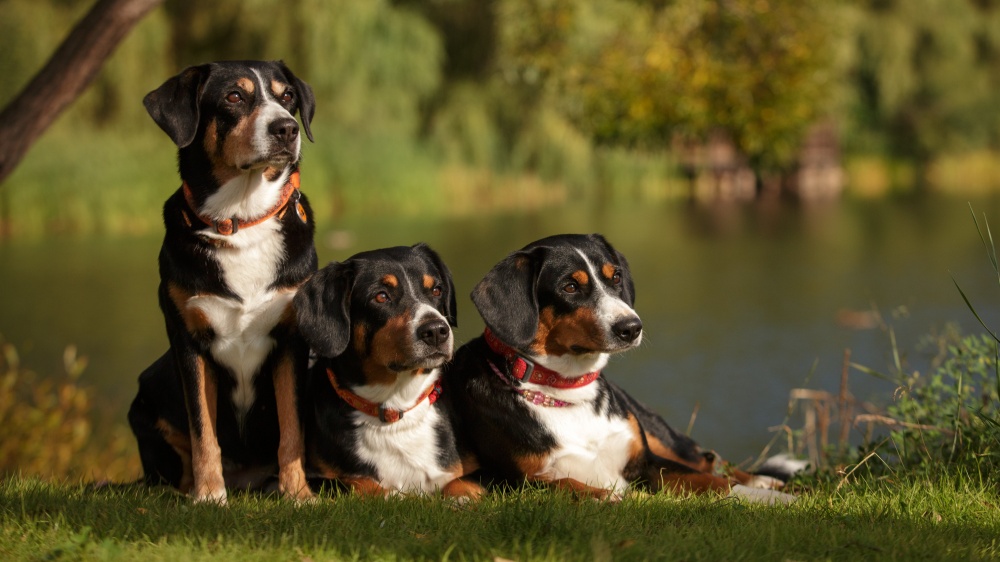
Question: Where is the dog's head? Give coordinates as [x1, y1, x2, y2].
[144, 60, 315, 187]
[294, 244, 457, 384]
[472, 233, 641, 375]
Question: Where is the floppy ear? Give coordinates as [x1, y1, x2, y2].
[413, 243, 458, 327]
[294, 261, 354, 358]
[143, 64, 210, 148]
[470, 246, 548, 350]
[278, 61, 315, 143]
[592, 233, 636, 307]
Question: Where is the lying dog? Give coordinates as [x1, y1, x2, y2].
[128, 60, 317, 503]
[294, 245, 483, 499]
[446, 233, 796, 502]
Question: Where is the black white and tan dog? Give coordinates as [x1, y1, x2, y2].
[128, 60, 317, 503]
[294, 244, 483, 499]
[446, 233, 797, 502]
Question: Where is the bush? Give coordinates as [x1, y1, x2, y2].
[0, 336, 140, 482]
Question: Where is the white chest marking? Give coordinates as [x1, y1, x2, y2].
[528, 392, 634, 494]
[350, 373, 453, 494]
[185, 219, 289, 422]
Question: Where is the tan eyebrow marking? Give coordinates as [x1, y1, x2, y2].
[237, 77, 254, 93]
[571, 270, 589, 285]
[271, 79, 287, 97]
[601, 263, 616, 279]
[423, 274, 435, 289]
[382, 274, 398, 288]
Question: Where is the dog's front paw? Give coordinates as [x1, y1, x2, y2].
[279, 469, 315, 503]
[192, 485, 228, 505]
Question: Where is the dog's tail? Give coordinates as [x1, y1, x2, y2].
[753, 453, 811, 483]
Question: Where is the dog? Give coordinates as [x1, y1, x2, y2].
[293, 244, 484, 499]
[445, 233, 797, 502]
[128, 60, 317, 503]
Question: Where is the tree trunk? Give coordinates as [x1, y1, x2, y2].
[0, 0, 165, 186]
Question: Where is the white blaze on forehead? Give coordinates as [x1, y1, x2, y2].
[250, 69, 300, 157]
[573, 248, 637, 326]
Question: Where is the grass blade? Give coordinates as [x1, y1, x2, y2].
[952, 275, 1000, 344]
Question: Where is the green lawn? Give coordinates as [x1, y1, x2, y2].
[2, 476, 998, 561]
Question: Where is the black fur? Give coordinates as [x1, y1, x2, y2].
[129, 60, 317, 502]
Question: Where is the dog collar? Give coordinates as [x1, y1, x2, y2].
[482, 328, 601, 389]
[486, 359, 574, 407]
[181, 169, 306, 236]
[325, 368, 443, 424]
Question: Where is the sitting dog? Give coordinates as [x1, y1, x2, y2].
[446, 233, 796, 502]
[293, 244, 483, 499]
[128, 60, 317, 503]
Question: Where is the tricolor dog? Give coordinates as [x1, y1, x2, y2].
[446, 233, 796, 502]
[294, 245, 483, 499]
[128, 60, 317, 503]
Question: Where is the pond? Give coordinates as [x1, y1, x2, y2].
[3, 194, 1000, 464]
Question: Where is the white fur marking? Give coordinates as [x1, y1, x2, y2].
[184, 218, 290, 424]
[350, 371, 453, 493]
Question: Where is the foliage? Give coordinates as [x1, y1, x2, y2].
[2, 475, 1000, 561]
[0, 336, 140, 482]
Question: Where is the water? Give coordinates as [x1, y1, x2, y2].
[3, 194, 1000, 462]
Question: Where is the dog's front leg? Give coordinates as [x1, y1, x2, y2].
[273, 352, 313, 502]
[179, 353, 227, 504]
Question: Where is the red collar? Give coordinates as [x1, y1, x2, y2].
[326, 368, 443, 424]
[182, 169, 304, 235]
[482, 328, 601, 389]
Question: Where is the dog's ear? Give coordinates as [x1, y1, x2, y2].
[294, 261, 354, 358]
[277, 61, 315, 143]
[592, 233, 636, 307]
[413, 243, 457, 327]
[143, 64, 210, 148]
[471, 246, 548, 350]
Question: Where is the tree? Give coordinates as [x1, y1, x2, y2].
[0, 0, 165, 185]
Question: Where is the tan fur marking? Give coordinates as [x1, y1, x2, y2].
[382, 274, 399, 288]
[270, 79, 287, 97]
[273, 353, 313, 501]
[548, 478, 616, 500]
[155, 418, 194, 493]
[362, 312, 413, 385]
[626, 413, 646, 463]
[514, 453, 549, 477]
[532, 306, 605, 356]
[442, 478, 485, 500]
[658, 472, 731, 495]
[645, 436, 715, 473]
[342, 476, 389, 497]
[190, 356, 225, 501]
[571, 270, 589, 285]
[216, 106, 259, 181]
[167, 284, 211, 334]
[237, 77, 255, 93]
[423, 274, 435, 290]
[601, 263, 616, 280]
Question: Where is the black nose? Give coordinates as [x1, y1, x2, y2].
[417, 319, 450, 347]
[612, 317, 642, 343]
[269, 118, 299, 144]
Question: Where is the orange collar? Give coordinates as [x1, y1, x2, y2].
[482, 328, 601, 389]
[325, 368, 443, 424]
[182, 169, 303, 235]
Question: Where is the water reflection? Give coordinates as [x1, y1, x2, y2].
[2, 195, 1000, 461]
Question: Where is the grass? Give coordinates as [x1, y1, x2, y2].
[2, 475, 999, 561]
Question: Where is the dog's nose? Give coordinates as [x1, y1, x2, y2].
[612, 317, 642, 343]
[417, 319, 450, 347]
[269, 118, 299, 144]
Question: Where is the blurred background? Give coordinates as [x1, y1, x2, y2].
[4, 0, 1000, 481]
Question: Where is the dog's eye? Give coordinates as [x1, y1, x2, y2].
[431, 285, 443, 298]
[563, 282, 579, 294]
[373, 291, 391, 304]
[226, 92, 243, 104]
[280, 90, 294, 103]
[612, 272, 622, 285]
